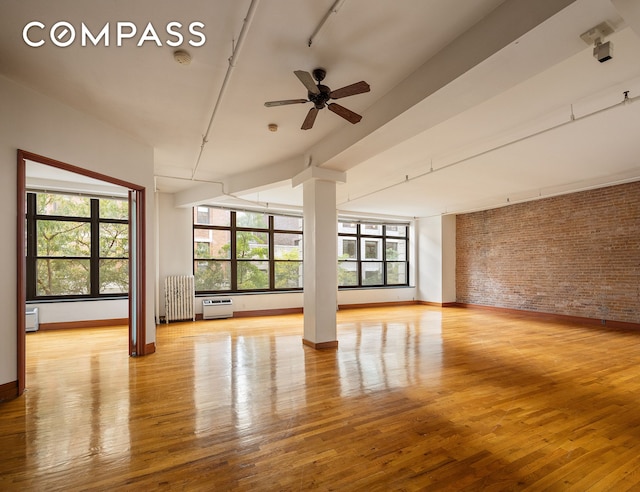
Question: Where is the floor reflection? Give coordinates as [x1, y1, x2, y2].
[25, 332, 131, 475]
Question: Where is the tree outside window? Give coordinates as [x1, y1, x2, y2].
[28, 193, 129, 299]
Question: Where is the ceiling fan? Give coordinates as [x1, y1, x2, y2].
[264, 68, 370, 130]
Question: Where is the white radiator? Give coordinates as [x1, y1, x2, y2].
[164, 275, 195, 323]
[202, 298, 234, 319]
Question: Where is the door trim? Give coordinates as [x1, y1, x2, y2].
[17, 149, 149, 396]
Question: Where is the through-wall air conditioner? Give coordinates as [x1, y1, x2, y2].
[202, 298, 234, 320]
[26, 307, 39, 333]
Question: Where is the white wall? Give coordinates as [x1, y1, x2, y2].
[157, 193, 193, 317]
[416, 215, 456, 304]
[0, 75, 155, 388]
[27, 299, 128, 325]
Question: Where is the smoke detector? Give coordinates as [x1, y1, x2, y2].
[173, 50, 192, 66]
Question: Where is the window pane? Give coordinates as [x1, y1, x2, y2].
[274, 233, 303, 260]
[236, 210, 268, 229]
[99, 259, 129, 294]
[339, 237, 357, 259]
[195, 260, 231, 291]
[194, 230, 231, 259]
[275, 261, 303, 288]
[386, 239, 406, 261]
[194, 207, 230, 226]
[37, 221, 91, 257]
[386, 224, 407, 237]
[274, 215, 302, 231]
[363, 238, 382, 260]
[236, 231, 268, 259]
[338, 262, 358, 287]
[338, 221, 357, 234]
[99, 198, 128, 220]
[362, 223, 382, 236]
[361, 262, 383, 286]
[100, 223, 128, 257]
[36, 193, 91, 217]
[36, 259, 90, 296]
[237, 261, 269, 290]
[386, 262, 407, 285]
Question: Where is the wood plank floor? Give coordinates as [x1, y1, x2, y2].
[2, 305, 640, 491]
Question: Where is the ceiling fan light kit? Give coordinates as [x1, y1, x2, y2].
[265, 68, 370, 130]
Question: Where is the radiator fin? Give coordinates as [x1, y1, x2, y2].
[164, 275, 195, 323]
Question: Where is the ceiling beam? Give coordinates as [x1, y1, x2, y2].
[612, 0, 640, 37]
[305, 0, 579, 172]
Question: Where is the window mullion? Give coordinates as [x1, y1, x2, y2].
[26, 193, 37, 300]
[382, 226, 387, 285]
[230, 211, 237, 291]
[356, 224, 362, 287]
[90, 198, 100, 296]
[269, 215, 275, 289]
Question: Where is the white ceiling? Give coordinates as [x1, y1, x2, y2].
[3, 0, 640, 219]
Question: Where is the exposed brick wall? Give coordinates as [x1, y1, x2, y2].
[456, 181, 640, 323]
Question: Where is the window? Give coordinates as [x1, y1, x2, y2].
[193, 208, 303, 293]
[26, 192, 129, 300]
[338, 221, 409, 288]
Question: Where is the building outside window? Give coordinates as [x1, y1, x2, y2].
[194, 207, 409, 293]
[338, 221, 409, 288]
[26, 192, 129, 300]
[193, 207, 303, 293]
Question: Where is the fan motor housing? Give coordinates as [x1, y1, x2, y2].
[310, 84, 331, 109]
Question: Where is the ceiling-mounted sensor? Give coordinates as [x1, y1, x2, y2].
[173, 50, 192, 66]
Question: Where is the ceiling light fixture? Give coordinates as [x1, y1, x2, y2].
[580, 21, 614, 63]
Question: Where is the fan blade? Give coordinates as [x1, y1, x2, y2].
[264, 99, 308, 107]
[294, 70, 320, 95]
[330, 81, 370, 99]
[328, 103, 362, 124]
[301, 107, 319, 130]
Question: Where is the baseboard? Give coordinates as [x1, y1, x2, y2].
[234, 307, 304, 318]
[303, 339, 338, 349]
[0, 380, 18, 402]
[38, 318, 128, 331]
[455, 303, 640, 330]
[195, 301, 454, 319]
[144, 342, 156, 355]
[417, 301, 458, 308]
[338, 300, 419, 310]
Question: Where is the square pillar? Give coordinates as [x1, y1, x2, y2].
[293, 167, 346, 349]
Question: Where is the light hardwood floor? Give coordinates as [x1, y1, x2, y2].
[2, 305, 640, 491]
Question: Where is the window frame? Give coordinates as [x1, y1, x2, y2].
[193, 208, 304, 294]
[26, 191, 129, 301]
[338, 221, 409, 288]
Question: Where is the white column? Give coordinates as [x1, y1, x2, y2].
[416, 214, 456, 305]
[293, 167, 346, 349]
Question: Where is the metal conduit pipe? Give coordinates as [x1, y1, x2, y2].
[339, 91, 640, 205]
[191, 0, 261, 180]
[308, 0, 347, 47]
